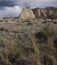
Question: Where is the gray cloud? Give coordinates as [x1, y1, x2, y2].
[0, 0, 57, 7]
[10, 0, 57, 7]
[0, 6, 22, 18]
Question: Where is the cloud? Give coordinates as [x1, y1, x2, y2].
[0, 6, 22, 18]
[0, 0, 14, 7]
[10, 0, 57, 7]
[0, 0, 57, 7]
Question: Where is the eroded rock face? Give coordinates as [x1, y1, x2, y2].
[32, 7, 57, 19]
[32, 8, 47, 19]
[19, 7, 35, 20]
[18, 7, 57, 20]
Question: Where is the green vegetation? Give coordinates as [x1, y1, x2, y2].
[12, 47, 23, 60]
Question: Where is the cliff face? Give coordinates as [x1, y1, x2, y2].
[19, 7, 57, 20]
[32, 8, 47, 19]
[32, 7, 57, 19]
[19, 7, 35, 20]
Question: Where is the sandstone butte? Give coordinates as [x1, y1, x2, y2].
[19, 7, 35, 20]
[19, 7, 57, 20]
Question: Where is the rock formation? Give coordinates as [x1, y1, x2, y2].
[17, 7, 57, 20]
[19, 7, 35, 20]
[32, 8, 47, 19]
[32, 7, 57, 19]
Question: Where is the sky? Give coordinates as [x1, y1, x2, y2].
[0, 0, 57, 18]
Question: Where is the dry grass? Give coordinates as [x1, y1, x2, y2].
[31, 34, 41, 65]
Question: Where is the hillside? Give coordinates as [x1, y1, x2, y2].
[0, 7, 57, 65]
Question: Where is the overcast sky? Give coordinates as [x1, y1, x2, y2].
[0, 0, 57, 18]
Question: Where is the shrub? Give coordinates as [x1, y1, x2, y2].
[35, 32, 48, 43]
[35, 23, 56, 44]
[0, 20, 2, 22]
[43, 23, 56, 38]
[53, 37, 57, 48]
[12, 47, 23, 59]
[8, 46, 24, 64]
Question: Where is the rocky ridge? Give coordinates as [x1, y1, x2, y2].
[19, 7, 57, 20]
[32, 7, 57, 19]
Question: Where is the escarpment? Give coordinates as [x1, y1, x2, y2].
[32, 7, 57, 19]
[19, 7, 57, 20]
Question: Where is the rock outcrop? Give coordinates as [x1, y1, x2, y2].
[45, 7, 57, 19]
[32, 8, 47, 19]
[32, 7, 57, 19]
[19, 7, 35, 20]
[19, 7, 57, 20]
